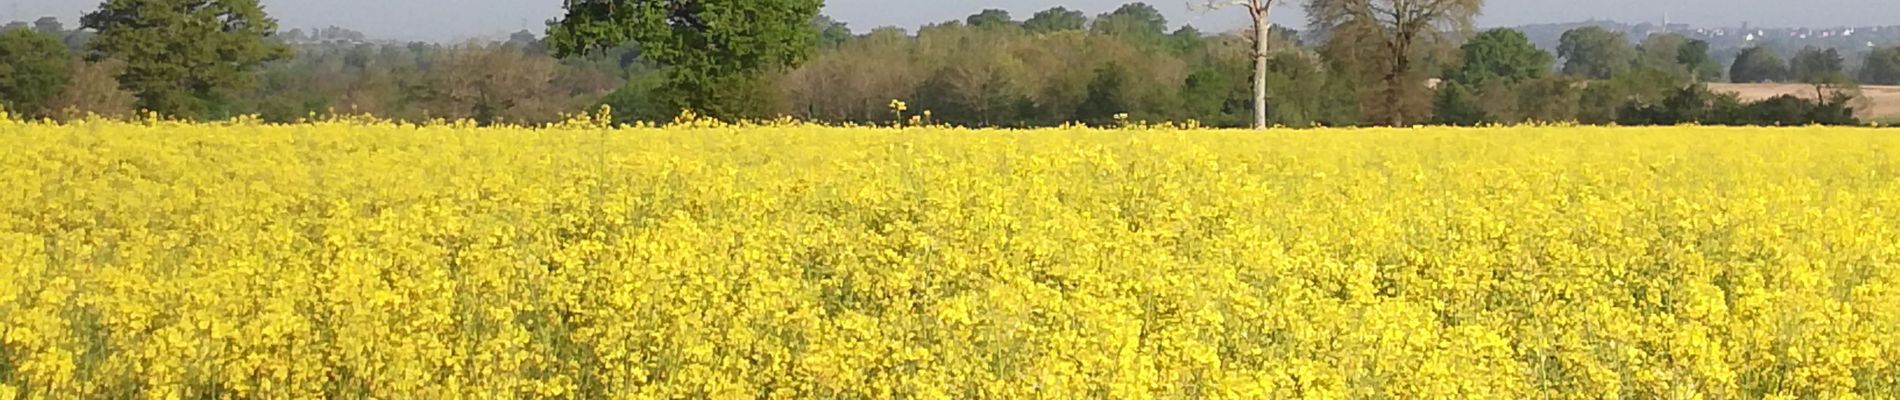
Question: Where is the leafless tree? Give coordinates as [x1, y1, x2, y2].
[1193, 0, 1279, 129]
[1308, 0, 1480, 126]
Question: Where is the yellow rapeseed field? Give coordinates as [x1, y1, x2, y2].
[1, 111, 1897, 399]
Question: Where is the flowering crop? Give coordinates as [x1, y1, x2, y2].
[1, 117, 1897, 399]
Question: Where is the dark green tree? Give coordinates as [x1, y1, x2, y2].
[1263, 52, 1355, 127]
[1730, 46, 1788, 83]
[1431, 81, 1489, 126]
[1168, 26, 1205, 54]
[1861, 46, 1900, 85]
[814, 15, 852, 48]
[0, 28, 73, 117]
[81, 0, 291, 119]
[1180, 65, 1249, 126]
[1513, 75, 1581, 122]
[547, 0, 823, 120]
[1444, 28, 1551, 87]
[1789, 46, 1845, 84]
[33, 17, 63, 34]
[1076, 63, 1132, 124]
[1677, 39, 1722, 82]
[1633, 33, 1693, 82]
[1556, 26, 1633, 79]
[1023, 7, 1087, 34]
[966, 9, 1017, 29]
[1091, 3, 1168, 43]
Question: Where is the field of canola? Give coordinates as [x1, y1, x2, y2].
[1, 114, 1898, 399]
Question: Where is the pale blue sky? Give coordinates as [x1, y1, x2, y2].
[6, 0, 1897, 42]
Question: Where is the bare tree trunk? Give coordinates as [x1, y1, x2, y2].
[1385, 36, 1412, 126]
[1385, 64, 1406, 126]
[1251, 0, 1274, 129]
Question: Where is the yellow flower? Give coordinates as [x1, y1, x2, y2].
[0, 120, 1894, 398]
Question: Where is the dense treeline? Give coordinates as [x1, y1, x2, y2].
[1, 0, 1893, 127]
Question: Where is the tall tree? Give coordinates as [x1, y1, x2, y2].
[1444, 28, 1551, 87]
[1730, 46, 1788, 83]
[81, 0, 290, 119]
[1076, 63, 1133, 124]
[1677, 39, 1722, 82]
[1789, 46, 1846, 84]
[1556, 26, 1633, 79]
[1634, 33, 1691, 81]
[966, 9, 1017, 30]
[1091, 3, 1168, 44]
[1861, 46, 1900, 85]
[1307, 0, 1481, 126]
[1023, 7, 1087, 34]
[33, 17, 63, 34]
[0, 28, 72, 118]
[814, 15, 853, 48]
[547, 0, 823, 120]
[1431, 81, 1487, 125]
[1194, 0, 1280, 129]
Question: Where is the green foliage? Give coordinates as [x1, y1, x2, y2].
[1168, 26, 1206, 55]
[1090, 3, 1168, 44]
[1609, 82, 1858, 126]
[1308, 0, 1483, 126]
[599, 68, 673, 124]
[0, 28, 72, 117]
[1557, 26, 1633, 79]
[1431, 82, 1489, 126]
[1181, 65, 1248, 126]
[1512, 76, 1581, 123]
[32, 17, 62, 34]
[1616, 84, 1715, 125]
[81, 0, 289, 119]
[1023, 7, 1087, 34]
[815, 15, 853, 49]
[1730, 47, 1788, 83]
[547, 0, 823, 120]
[1445, 28, 1552, 87]
[1789, 46, 1845, 84]
[1575, 66, 1683, 125]
[966, 9, 1018, 30]
[1634, 33, 1694, 82]
[1077, 63, 1132, 125]
[1860, 46, 1900, 85]
[1724, 94, 1857, 126]
[1677, 39, 1723, 82]
[1266, 52, 1359, 127]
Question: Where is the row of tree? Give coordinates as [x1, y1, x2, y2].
[2, 0, 1894, 127]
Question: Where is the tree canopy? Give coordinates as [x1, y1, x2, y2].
[547, 0, 824, 119]
[1789, 46, 1846, 84]
[1023, 7, 1088, 34]
[1091, 3, 1169, 42]
[0, 28, 72, 117]
[1861, 46, 1900, 85]
[1309, 0, 1483, 126]
[1557, 26, 1633, 79]
[1730, 47, 1788, 83]
[1446, 28, 1552, 87]
[966, 9, 1018, 29]
[81, 0, 290, 119]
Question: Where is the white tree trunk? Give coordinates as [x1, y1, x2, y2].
[1251, 1, 1273, 129]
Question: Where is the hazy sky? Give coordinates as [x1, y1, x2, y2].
[7, 0, 1898, 42]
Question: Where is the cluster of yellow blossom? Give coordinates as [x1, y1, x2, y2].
[1, 117, 1896, 398]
